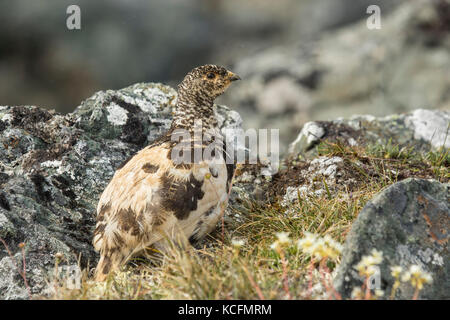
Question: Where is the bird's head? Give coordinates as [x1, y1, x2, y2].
[178, 64, 241, 103]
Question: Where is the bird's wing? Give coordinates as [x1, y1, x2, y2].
[93, 142, 174, 254]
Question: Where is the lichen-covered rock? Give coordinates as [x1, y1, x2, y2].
[281, 156, 348, 205]
[288, 122, 326, 155]
[334, 178, 449, 299]
[405, 109, 450, 150]
[0, 83, 243, 299]
[289, 109, 450, 157]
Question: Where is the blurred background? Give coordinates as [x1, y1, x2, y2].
[0, 0, 449, 151]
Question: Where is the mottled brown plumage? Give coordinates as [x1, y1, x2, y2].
[93, 65, 240, 281]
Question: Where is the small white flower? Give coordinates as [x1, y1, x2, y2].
[231, 239, 245, 248]
[375, 289, 384, 297]
[354, 249, 383, 277]
[271, 232, 292, 251]
[275, 232, 291, 246]
[370, 249, 383, 264]
[366, 265, 378, 276]
[401, 272, 411, 282]
[351, 287, 363, 299]
[423, 273, 433, 284]
[297, 233, 342, 261]
[401, 265, 433, 290]
[270, 241, 280, 251]
[297, 232, 317, 252]
[409, 265, 422, 276]
[311, 239, 326, 260]
[390, 266, 403, 278]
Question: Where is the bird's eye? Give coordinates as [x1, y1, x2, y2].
[207, 72, 215, 79]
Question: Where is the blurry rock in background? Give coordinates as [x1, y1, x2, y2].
[0, 0, 402, 115]
[221, 0, 450, 153]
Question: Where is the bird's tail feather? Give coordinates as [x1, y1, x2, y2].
[94, 250, 129, 282]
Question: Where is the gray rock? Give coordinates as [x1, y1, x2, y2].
[334, 178, 449, 299]
[281, 156, 347, 206]
[0, 83, 243, 299]
[405, 109, 450, 149]
[288, 122, 326, 155]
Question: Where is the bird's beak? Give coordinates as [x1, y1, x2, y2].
[228, 72, 241, 82]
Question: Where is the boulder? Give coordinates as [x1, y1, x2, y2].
[288, 109, 450, 157]
[333, 178, 449, 299]
[0, 83, 243, 299]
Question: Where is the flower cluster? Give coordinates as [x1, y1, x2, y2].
[297, 232, 343, 261]
[401, 265, 433, 290]
[270, 232, 292, 252]
[389, 264, 433, 299]
[354, 249, 383, 277]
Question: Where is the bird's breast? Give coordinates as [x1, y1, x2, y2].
[165, 158, 228, 238]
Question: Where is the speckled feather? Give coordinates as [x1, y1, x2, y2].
[93, 65, 240, 281]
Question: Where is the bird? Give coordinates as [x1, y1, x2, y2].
[92, 65, 240, 281]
